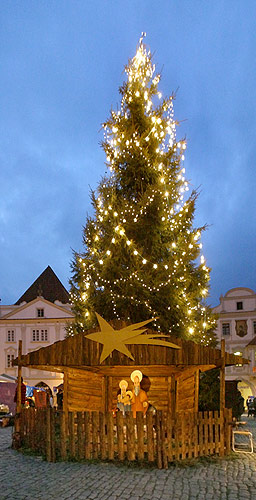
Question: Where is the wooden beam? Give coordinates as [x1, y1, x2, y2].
[14, 340, 22, 435]
[194, 369, 199, 412]
[220, 339, 226, 411]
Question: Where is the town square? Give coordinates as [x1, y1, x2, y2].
[1, 1, 256, 499]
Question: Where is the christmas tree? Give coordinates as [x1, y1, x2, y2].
[69, 34, 216, 344]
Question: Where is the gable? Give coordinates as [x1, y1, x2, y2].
[1, 297, 74, 321]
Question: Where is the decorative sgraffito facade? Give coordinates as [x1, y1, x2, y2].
[213, 287, 256, 401]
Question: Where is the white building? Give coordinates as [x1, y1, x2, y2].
[0, 266, 74, 391]
[213, 287, 256, 401]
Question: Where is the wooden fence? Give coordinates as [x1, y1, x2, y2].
[18, 408, 233, 469]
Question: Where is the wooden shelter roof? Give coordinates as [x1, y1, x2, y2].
[13, 327, 248, 375]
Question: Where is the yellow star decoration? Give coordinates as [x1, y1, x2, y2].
[85, 313, 181, 363]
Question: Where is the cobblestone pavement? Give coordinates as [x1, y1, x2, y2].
[2, 417, 256, 500]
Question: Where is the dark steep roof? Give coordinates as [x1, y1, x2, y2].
[15, 266, 70, 305]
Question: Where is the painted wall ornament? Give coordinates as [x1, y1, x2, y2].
[117, 379, 132, 415]
[85, 313, 181, 363]
[130, 369, 148, 417]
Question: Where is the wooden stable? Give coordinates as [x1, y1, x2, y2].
[13, 325, 248, 467]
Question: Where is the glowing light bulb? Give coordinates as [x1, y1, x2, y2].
[142, 259, 147, 265]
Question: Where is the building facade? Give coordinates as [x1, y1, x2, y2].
[213, 287, 256, 401]
[0, 266, 74, 391]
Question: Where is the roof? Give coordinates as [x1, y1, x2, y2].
[15, 266, 70, 305]
[13, 325, 249, 374]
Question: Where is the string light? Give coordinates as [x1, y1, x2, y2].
[69, 33, 214, 345]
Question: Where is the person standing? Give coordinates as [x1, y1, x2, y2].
[130, 370, 148, 418]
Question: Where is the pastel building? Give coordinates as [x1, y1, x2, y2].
[0, 266, 74, 391]
[213, 287, 256, 401]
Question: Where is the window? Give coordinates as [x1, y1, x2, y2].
[236, 301, 243, 310]
[222, 323, 230, 336]
[6, 354, 15, 368]
[7, 329, 15, 342]
[41, 329, 48, 341]
[32, 329, 48, 342]
[37, 308, 44, 317]
[253, 321, 256, 335]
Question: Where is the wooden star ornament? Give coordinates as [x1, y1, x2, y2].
[85, 313, 181, 363]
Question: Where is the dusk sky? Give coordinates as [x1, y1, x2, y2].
[1, 1, 255, 307]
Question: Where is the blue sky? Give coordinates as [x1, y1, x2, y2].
[1, 1, 255, 307]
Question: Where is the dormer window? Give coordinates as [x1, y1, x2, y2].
[37, 308, 44, 318]
[236, 302, 243, 310]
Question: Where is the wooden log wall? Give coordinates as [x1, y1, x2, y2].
[66, 368, 104, 412]
[14, 324, 246, 370]
[19, 407, 233, 469]
[176, 371, 197, 412]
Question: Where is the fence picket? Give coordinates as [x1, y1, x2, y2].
[18, 408, 232, 467]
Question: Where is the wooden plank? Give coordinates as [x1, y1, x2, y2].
[107, 411, 114, 460]
[166, 411, 173, 462]
[146, 411, 154, 462]
[156, 411, 162, 469]
[181, 414, 186, 460]
[46, 407, 52, 462]
[77, 412, 84, 460]
[174, 415, 180, 460]
[116, 411, 124, 461]
[126, 412, 135, 461]
[208, 411, 214, 455]
[219, 410, 224, 457]
[198, 412, 204, 456]
[15, 340, 22, 435]
[107, 377, 113, 412]
[84, 411, 91, 459]
[194, 370, 199, 412]
[203, 411, 209, 456]
[68, 412, 76, 459]
[50, 409, 56, 462]
[92, 412, 99, 459]
[136, 412, 144, 461]
[161, 412, 168, 469]
[60, 410, 67, 460]
[214, 410, 220, 454]
[220, 339, 226, 411]
[193, 412, 199, 458]
[99, 412, 107, 460]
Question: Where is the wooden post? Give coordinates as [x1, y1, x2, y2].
[15, 340, 22, 435]
[170, 374, 176, 416]
[194, 369, 199, 412]
[146, 412, 154, 462]
[220, 339, 226, 411]
[136, 412, 144, 461]
[60, 411, 67, 460]
[46, 407, 52, 462]
[156, 411, 162, 469]
[116, 411, 124, 461]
